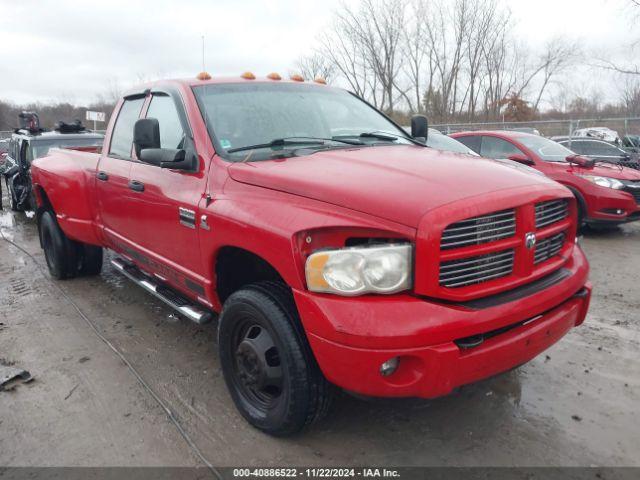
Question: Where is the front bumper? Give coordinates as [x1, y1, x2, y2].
[585, 188, 640, 224]
[293, 246, 590, 398]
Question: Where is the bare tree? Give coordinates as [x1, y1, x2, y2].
[338, 0, 407, 113]
[295, 53, 336, 81]
[620, 78, 640, 115]
[317, 15, 373, 102]
[529, 37, 581, 111]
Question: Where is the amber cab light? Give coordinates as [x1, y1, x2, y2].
[267, 72, 282, 80]
[241, 71, 256, 80]
[290, 74, 304, 82]
[196, 71, 211, 80]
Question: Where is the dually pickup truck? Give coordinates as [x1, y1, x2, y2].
[30, 74, 591, 435]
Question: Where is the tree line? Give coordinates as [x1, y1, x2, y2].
[296, 0, 640, 124]
[2, 0, 639, 131]
[0, 99, 114, 132]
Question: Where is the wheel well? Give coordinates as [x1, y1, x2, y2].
[215, 247, 286, 304]
[563, 185, 587, 223]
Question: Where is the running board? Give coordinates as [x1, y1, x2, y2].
[110, 257, 213, 324]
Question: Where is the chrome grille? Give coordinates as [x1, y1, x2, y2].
[534, 232, 566, 265]
[535, 200, 568, 228]
[440, 249, 515, 288]
[441, 209, 516, 250]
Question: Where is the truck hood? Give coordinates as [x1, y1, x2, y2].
[227, 145, 559, 227]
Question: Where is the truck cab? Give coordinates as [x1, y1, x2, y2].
[30, 74, 591, 436]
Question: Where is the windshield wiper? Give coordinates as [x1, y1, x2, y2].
[227, 138, 325, 154]
[334, 131, 400, 142]
[287, 135, 365, 146]
[359, 131, 399, 141]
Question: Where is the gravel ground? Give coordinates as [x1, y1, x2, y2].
[0, 196, 638, 468]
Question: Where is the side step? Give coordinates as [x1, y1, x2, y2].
[110, 257, 213, 324]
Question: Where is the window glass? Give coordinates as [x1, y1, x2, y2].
[109, 97, 144, 158]
[28, 137, 103, 161]
[516, 135, 574, 162]
[193, 83, 412, 161]
[480, 136, 523, 159]
[563, 141, 584, 154]
[146, 95, 185, 149]
[455, 135, 481, 153]
[587, 141, 623, 156]
[427, 131, 478, 155]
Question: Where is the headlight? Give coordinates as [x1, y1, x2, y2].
[578, 175, 624, 190]
[305, 244, 412, 296]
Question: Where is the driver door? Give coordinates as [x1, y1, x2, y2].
[126, 92, 207, 286]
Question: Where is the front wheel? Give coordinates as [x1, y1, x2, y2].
[218, 282, 331, 436]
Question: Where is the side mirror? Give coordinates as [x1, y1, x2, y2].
[566, 154, 595, 169]
[133, 118, 160, 158]
[139, 148, 196, 171]
[411, 115, 429, 143]
[507, 153, 534, 166]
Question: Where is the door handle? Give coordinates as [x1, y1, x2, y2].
[128, 180, 145, 192]
[96, 171, 109, 181]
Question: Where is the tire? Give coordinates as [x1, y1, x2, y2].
[218, 281, 331, 436]
[8, 181, 18, 212]
[39, 210, 79, 280]
[78, 244, 103, 276]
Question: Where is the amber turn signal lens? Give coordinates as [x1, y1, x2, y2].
[305, 252, 330, 291]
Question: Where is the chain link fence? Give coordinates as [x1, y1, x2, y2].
[432, 117, 640, 141]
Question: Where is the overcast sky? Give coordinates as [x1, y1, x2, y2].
[0, 0, 635, 107]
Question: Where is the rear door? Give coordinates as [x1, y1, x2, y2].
[127, 90, 207, 285]
[96, 96, 145, 245]
[479, 136, 526, 160]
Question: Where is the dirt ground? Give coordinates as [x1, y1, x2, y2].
[0, 194, 638, 468]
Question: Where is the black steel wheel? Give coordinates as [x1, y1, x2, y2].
[218, 282, 331, 436]
[231, 321, 284, 408]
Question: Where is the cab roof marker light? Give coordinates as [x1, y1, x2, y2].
[290, 74, 304, 82]
[314, 77, 327, 85]
[196, 71, 212, 80]
[241, 71, 256, 80]
[267, 72, 282, 80]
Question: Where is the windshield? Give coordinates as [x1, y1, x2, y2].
[27, 138, 103, 163]
[427, 131, 478, 155]
[193, 83, 412, 161]
[517, 135, 574, 162]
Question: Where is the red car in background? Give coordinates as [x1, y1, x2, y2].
[452, 131, 640, 228]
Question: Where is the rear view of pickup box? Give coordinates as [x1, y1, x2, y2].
[30, 73, 591, 436]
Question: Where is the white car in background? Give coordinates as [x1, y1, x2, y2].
[572, 127, 620, 144]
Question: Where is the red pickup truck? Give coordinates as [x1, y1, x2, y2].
[30, 74, 591, 436]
